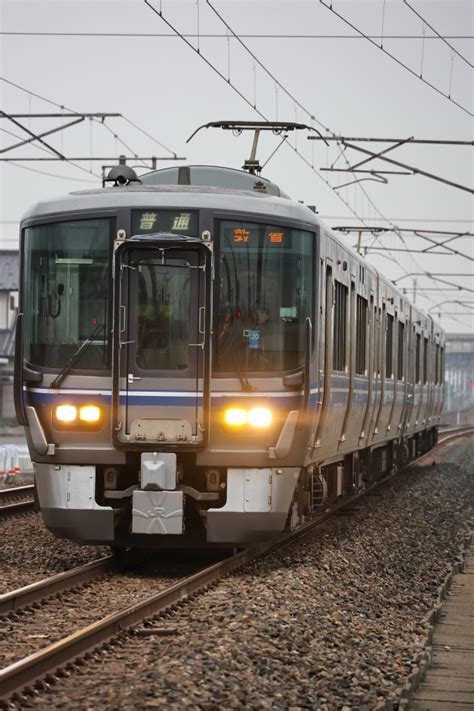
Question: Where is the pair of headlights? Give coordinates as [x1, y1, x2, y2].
[55, 404, 102, 424]
[54, 404, 272, 431]
[224, 406, 272, 429]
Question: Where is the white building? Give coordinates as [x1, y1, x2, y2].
[0, 251, 19, 419]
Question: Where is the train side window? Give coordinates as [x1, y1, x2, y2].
[397, 321, 405, 380]
[355, 295, 368, 375]
[386, 314, 393, 378]
[423, 337, 428, 384]
[415, 333, 421, 383]
[333, 280, 348, 372]
[435, 344, 440, 384]
[440, 346, 444, 383]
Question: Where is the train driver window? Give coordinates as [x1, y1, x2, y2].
[215, 221, 314, 373]
[23, 218, 112, 370]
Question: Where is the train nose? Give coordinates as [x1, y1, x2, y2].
[35, 463, 115, 544]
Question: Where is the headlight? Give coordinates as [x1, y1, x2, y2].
[79, 405, 102, 423]
[55, 405, 77, 422]
[224, 407, 248, 427]
[248, 407, 272, 428]
[223, 406, 273, 430]
[54, 404, 102, 428]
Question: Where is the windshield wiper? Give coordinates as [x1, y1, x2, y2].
[51, 323, 105, 389]
[231, 345, 255, 393]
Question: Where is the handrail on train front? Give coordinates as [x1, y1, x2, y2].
[303, 317, 313, 413]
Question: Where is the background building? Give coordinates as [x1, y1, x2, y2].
[444, 333, 474, 424]
[0, 251, 19, 419]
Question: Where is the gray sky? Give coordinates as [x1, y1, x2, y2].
[0, 0, 472, 332]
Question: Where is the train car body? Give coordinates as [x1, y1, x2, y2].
[15, 165, 445, 547]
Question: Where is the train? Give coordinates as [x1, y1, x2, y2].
[14, 160, 445, 547]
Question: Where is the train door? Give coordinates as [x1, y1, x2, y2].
[370, 298, 386, 442]
[112, 239, 210, 449]
[400, 317, 414, 434]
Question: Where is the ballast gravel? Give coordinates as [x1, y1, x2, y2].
[0, 512, 108, 593]
[0, 564, 191, 668]
[6, 438, 474, 710]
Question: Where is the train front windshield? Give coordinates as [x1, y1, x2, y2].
[216, 220, 314, 373]
[23, 218, 112, 370]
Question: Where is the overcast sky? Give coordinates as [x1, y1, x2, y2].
[0, 0, 472, 332]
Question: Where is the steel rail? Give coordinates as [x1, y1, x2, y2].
[436, 427, 474, 447]
[0, 485, 35, 518]
[0, 556, 115, 616]
[1, 431, 473, 699]
[0, 485, 34, 503]
[0, 501, 35, 518]
[439, 425, 474, 436]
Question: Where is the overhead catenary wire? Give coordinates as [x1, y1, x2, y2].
[1, 125, 97, 182]
[1, 31, 472, 40]
[6, 160, 97, 183]
[204, 0, 392, 242]
[320, 216, 473, 224]
[0, 125, 97, 181]
[205, 0, 329, 134]
[0, 109, 102, 179]
[402, 0, 473, 69]
[144, 1, 386, 236]
[204, 0, 467, 285]
[144, 0, 472, 329]
[203, 0, 456, 283]
[0, 75, 179, 167]
[317, 1, 473, 118]
[122, 116, 177, 158]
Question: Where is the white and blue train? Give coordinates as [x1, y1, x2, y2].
[15, 163, 445, 547]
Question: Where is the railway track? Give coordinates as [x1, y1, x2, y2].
[436, 425, 474, 447]
[0, 485, 35, 518]
[0, 428, 472, 701]
[0, 555, 116, 616]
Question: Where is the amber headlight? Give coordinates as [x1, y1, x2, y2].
[223, 406, 272, 430]
[248, 407, 272, 428]
[224, 407, 248, 427]
[79, 405, 102, 423]
[54, 404, 103, 430]
[55, 404, 77, 423]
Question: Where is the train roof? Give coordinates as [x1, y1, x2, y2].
[140, 164, 291, 197]
[21, 184, 320, 228]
